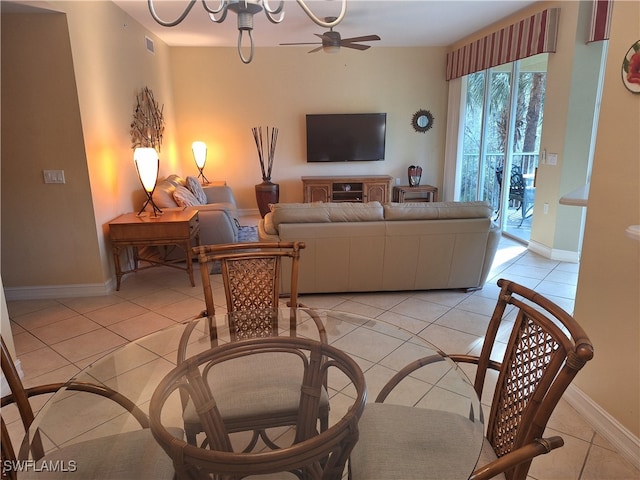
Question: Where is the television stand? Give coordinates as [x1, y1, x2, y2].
[302, 175, 392, 203]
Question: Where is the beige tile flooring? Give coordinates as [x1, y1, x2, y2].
[4, 235, 639, 479]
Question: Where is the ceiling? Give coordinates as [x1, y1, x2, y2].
[111, 0, 537, 49]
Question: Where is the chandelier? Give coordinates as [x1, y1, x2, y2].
[147, 0, 348, 64]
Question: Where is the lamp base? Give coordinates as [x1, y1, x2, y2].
[197, 169, 210, 185]
[137, 193, 163, 217]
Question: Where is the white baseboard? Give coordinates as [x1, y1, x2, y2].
[564, 384, 640, 469]
[4, 281, 112, 301]
[528, 240, 581, 263]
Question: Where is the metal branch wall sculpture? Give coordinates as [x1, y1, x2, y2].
[130, 87, 165, 151]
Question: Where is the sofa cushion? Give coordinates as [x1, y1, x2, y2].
[152, 175, 186, 209]
[186, 176, 208, 204]
[383, 201, 492, 221]
[173, 185, 202, 207]
[269, 202, 384, 229]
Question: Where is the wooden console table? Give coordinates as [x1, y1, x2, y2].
[393, 185, 438, 203]
[302, 175, 392, 203]
[109, 209, 200, 290]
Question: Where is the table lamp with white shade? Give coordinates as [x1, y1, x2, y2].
[192, 141, 209, 184]
[134, 147, 162, 217]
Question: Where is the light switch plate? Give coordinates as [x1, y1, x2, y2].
[547, 153, 558, 166]
[43, 170, 66, 184]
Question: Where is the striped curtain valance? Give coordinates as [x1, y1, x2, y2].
[587, 0, 613, 43]
[446, 8, 560, 81]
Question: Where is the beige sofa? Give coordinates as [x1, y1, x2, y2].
[152, 175, 239, 245]
[258, 201, 501, 294]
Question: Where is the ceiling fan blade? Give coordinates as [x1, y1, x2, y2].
[340, 34, 380, 43]
[308, 46, 324, 53]
[341, 43, 371, 51]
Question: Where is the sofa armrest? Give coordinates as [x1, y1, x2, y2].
[258, 219, 280, 242]
[203, 185, 237, 208]
[195, 207, 239, 245]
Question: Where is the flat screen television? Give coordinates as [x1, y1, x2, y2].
[306, 113, 386, 162]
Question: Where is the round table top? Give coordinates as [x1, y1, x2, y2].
[21, 307, 484, 478]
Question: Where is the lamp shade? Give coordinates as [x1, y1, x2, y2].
[134, 147, 159, 193]
[192, 141, 207, 169]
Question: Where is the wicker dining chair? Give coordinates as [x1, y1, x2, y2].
[151, 336, 366, 480]
[193, 241, 307, 316]
[181, 241, 330, 450]
[1, 336, 179, 480]
[349, 278, 594, 480]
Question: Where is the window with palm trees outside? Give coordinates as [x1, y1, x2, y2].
[458, 54, 547, 243]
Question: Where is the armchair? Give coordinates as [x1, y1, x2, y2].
[151, 337, 366, 480]
[349, 278, 594, 480]
[1, 336, 179, 480]
[180, 242, 330, 450]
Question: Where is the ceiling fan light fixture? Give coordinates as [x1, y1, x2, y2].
[281, 16, 381, 55]
[146, 0, 347, 64]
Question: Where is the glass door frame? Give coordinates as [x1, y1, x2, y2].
[457, 56, 545, 243]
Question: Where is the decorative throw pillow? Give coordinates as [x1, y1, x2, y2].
[186, 176, 208, 205]
[173, 186, 201, 207]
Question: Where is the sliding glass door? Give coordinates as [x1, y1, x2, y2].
[458, 54, 547, 242]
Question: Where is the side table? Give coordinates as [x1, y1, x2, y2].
[393, 185, 438, 203]
[109, 209, 200, 290]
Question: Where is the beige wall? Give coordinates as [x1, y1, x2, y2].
[1, 11, 102, 287]
[61, 0, 178, 285]
[169, 46, 448, 208]
[1, 1, 177, 290]
[573, 1, 640, 437]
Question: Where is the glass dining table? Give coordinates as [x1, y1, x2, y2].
[18, 307, 484, 479]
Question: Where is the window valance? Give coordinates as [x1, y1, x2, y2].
[446, 7, 560, 81]
[587, 0, 612, 43]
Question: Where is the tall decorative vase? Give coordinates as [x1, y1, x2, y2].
[252, 126, 280, 217]
[255, 180, 279, 217]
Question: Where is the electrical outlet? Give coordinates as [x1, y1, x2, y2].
[43, 170, 66, 184]
[544, 203, 549, 214]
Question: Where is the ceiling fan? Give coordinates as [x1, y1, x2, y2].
[281, 17, 381, 54]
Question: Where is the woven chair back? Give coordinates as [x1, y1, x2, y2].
[192, 241, 305, 318]
[476, 279, 594, 480]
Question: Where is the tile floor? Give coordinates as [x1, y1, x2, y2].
[4, 234, 639, 479]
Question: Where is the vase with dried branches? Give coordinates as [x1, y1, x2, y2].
[252, 126, 280, 217]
